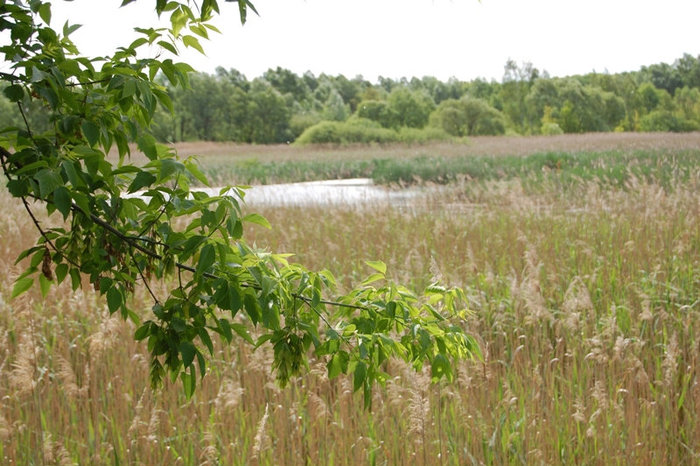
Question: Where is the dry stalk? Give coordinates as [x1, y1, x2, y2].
[251, 403, 270, 463]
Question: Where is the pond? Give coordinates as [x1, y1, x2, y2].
[195, 178, 430, 207]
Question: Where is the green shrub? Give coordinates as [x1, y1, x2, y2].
[429, 97, 506, 136]
[295, 121, 343, 144]
[541, 122, 564, 135]
[638, 110, 699, 132]
[295, 118, 455, 145]
[294, 119, 398, 145]
[289, 112, 322, 139]
[356, 100, 398, 128]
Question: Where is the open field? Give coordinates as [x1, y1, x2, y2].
[1, 133, 699, 465]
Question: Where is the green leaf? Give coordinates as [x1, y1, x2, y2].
[38, 3, 51, 25]
[190, 24, 209, 39]
[3, 84, 24, 102]
[230, 219, 243, 239]
[134, 322, 152, 340]
[107, 287, 122, 313]
[39, 273, 52, 298]
[35, 168, 64, 198]
[197, 327, 214, 355]
[243, 292, 260, 325]
[158, 158, 184, 179]
[431, 354, 453, 382]
[53, 186, 71, 219]
[154, 88, 174, 112]
[360, 273, 385, 287]
[181, 369, 196, 399]
[14, 246, 41, 265]
[62, 21, 81, 37]
[12, 277, 34, 298]
[170, 8, 188, 37]
[61, 160, 86, 188]
[365, 260, 387, 275]
[69, 268, 81, 291]
[114, 132, 130, 158]
[179, 341, 196, 368]
[174, 62, 195, 74]
[30, 249, 44, 268]
[128, 171, 157, 193]
[196, 244, 216, 275]
[327, 351, 348, 379]
[237, 0, 248, 23]
[216, 318, 233, 342]
[30, 66, 46, 83]
[122, 78, 137, 98]
[243, 213, 271, 229]
[182, 35, 205, 54]
[353, 361, 367, 392]
[55, 263, 68, 284]
[70, 191, 90, 216]
[160, 59, 178, 85]
[157, 40, 178, 55]
[128, 37, 149, 50]
[227, 284, 242, 314]
[230, 323, 254, 345]
[137, 133, 158, 160]
[184, 159, 209, 186]
[386, 301, 396, 318]
[80, 120, 100, 147]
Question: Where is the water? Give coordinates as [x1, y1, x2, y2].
[193, 178, 427, 207]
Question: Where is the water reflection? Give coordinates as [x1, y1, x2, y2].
[199, 178, 426, 207]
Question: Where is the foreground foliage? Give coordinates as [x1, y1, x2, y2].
[0, 1, 477, 399]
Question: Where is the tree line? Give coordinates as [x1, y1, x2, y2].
[4, 54, 700, 145]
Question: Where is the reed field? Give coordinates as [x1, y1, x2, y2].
[1, 133, 699, 465]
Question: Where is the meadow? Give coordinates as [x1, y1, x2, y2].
[1, 133, 699, 465]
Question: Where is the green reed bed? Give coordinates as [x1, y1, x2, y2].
[201, 147, 700, 192]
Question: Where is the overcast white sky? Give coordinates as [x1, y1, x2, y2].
[49, 0, 700, 83]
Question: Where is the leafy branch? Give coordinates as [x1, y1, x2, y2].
[0, 0, 480, 404]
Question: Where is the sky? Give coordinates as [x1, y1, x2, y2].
[48, 0, 700, 83]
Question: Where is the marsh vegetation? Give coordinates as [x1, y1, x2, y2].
[1, 133, 699, 465]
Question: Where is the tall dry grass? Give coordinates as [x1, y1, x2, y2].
[1, 144, 699, 465]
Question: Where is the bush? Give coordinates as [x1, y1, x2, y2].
[289, 112, 322, 139]
[295, 121, 343, 144]
[356, 100, 398, 128]
[294, 118, 455, 145]
[295, 119, 397, 145]
[638, 110, 699, 132]
[429, 97, 506, 136]
[541, 122, 564, 135]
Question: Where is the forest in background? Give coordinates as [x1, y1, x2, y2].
[4, 53, 700, 145]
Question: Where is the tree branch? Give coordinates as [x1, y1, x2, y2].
[1, 143, 369, 312]
[75, 201, 368, 311]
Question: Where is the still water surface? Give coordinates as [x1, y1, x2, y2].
[198, 178, 427, 207]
